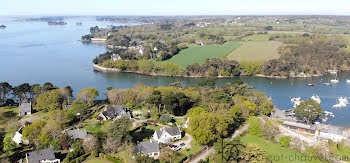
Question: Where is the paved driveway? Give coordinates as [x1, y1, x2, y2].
[173, 133, 193, 149]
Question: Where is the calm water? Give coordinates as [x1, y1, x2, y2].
[1, 17, 350, 127]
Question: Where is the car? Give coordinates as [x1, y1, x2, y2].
[180, 143, 185, 146]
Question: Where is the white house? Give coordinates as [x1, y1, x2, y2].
[153, 126, 181, 144]
[12, 125, 28, 144]
[111, 54, 121, 61]
[19, 102, 32, 116]
[319, 126, 346, 142]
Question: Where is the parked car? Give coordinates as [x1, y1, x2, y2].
[180, 143, 185, 146]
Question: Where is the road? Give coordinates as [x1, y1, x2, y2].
[189, 147, 215, 163]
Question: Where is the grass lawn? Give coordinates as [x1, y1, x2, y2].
[240, 134, 326, 163]
[84, 158, 112, 163]
[179, 140, 203, 156]
[167, 42, 242, 67]
[242, 34, 271, 41]
[114, 146, 135, 163]
[227, 41, 282, 64]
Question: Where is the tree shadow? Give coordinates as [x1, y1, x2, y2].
[3, 111, 17, 118]
[132, 128, 155, 142]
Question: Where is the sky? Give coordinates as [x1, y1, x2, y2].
[1, 0, 350, 16]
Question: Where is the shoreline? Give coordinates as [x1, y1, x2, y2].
[93, 64, 332, 79]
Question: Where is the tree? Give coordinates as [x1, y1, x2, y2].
[42, 82, 56, 92]
[197, 78, 216, 88]
[83, 135, 98, 153]
[39, 133, 52, 149]
[36, 89, 63, 111]
[13, 83, 31, 101]
[76, 88, 99, 105]
[135, 154, 158, 163]
[0, 82, 12, 103]
[22, 120, 46, 148]
[146, 90, 162, 111]
[295, 99, 324, 124]
[3, 137, 16, 151]
[159, 114, 173, 123]
[279, 136, 292, 147]
[189, 113, 228, 145]
[66, 101, 89, 123]
[106, 117, 132, 147]
[238, 144, 270, 163]
[187, 107, 207, 118]
[247, 117, 262, 137]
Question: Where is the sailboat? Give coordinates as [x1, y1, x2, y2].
[330, 72, 339, 83]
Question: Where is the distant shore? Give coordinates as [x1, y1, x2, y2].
[93, 64, 332, 79]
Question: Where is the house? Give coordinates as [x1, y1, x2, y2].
[138, 46, 144, 55]
[282, 121, 316, 135]
[26, 148, 60, 163]
[97, 106, 131, 121]
[67, 129, 88, 140]
[19, 102, 32, 116]
[153, 126, 182, 144]
[319, 126, 346, 142]
[153, 47, 158, 52]
[132, 141, 160, 158]
[111, 54, 121, 61]
[12, 125, 28, 144]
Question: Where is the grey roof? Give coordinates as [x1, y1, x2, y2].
[156, 127, 181, 138]
[282, 121, 317, 130]
[132, 141, 159, 154]
[67, 129, 88, 139]
[320, 126, 344, 135]
[26, 148, 57, 163]
[19, 102, 32, 115]
[102, 106, 131, 119]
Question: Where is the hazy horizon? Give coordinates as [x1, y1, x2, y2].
[1, 0, 350, 16]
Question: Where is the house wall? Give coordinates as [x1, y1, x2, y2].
[319, 132, 345, 142]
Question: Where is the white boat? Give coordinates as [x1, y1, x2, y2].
[347, 79, 350, 83]
[333, 97, 349, 109]
[311, 95, 321, 104]
[324, 111, 335, 117]
[323, 83, 331, 86]
[330, 79, 339, 83]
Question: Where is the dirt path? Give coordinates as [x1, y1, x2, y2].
[173, 133, 193, 149]
[189, 147, 215, 163]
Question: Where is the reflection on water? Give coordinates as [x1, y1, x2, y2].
[1, 17, 350, 127]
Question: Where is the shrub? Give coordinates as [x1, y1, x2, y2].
[159, 114, 173, 123]
[279, 136, 292, 147]
[247, 117, 262, 137]
[105, 155, 122, 163]
[91, 151, 98, 157]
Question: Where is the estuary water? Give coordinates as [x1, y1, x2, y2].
[1, 17, 350, 127]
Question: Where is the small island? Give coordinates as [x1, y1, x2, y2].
[48, 21, 67, 25]
[0, 25, 6, 29]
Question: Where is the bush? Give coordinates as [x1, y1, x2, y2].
[159, 114, 173, 123]
[91, 151, 98, 157]
[247, 117, 262, 137]
[70, 153, 90, 163]
[279, 136, 292, 147]
[105, 155, 122, 163]
[99, 153, 105, 159]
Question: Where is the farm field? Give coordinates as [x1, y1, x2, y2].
[227, 41, 282, 64]
[240, 134, 326, 163]
[242, 34, 270, 41]
[167, 42, 242, 67]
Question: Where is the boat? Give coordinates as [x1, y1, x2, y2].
[307, 83, 315, 86]
[0, 25, 6, 29]
[332, 97, 349, 109]
[330, 79, 339, 83]
[330, 72, 339, 83]
[324, 111, 335, 117]
[323, 83, 331, 86]
[347, 79, 350, 83]
[311, 95, 321, 104]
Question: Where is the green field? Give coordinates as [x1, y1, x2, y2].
[227, 41, 282, 64]
[167, 42, 242, 67]
[84, 158, 112, 163]
[242, 34, 271, 41]
[240, 134, 326, 163]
